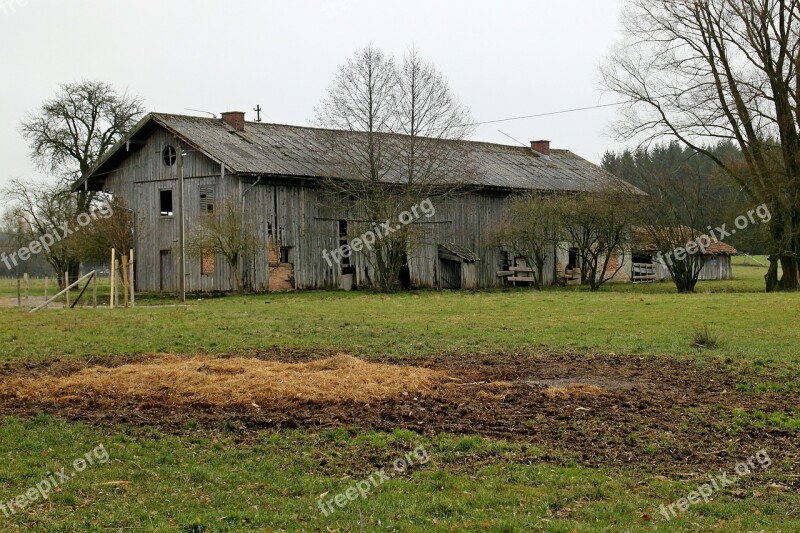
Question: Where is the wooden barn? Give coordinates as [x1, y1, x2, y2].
[629, 228, 737, 283]
[73, 112, 636, 293]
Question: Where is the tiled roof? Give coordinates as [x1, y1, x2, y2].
[633, 227, 738, 256]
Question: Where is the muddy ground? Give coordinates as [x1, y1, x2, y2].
[1, 350, 799, 477]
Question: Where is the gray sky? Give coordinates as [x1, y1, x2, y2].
[0, 0, 628, 187]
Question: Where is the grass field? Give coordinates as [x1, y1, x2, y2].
[0, 257, 798, 531]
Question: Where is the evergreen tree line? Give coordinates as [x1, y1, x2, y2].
[600, 141, 769, 254]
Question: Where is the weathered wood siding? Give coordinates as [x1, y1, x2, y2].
[100, 125, 565, 293]
[101, 129, 235, 292]
[640, 254, 733, 282]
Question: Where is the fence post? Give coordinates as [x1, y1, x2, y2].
[44, 277, 48, 301]
[64, 272, 69, 308]
[110, 248, 116, 310]
[121, 255, 129, 308]
[23, 273, 29, 308]
[92, 273, 97, 309]
[16, 278, 20, 308]
[129, 249, 135, 307]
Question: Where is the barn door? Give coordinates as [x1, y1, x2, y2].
[160, 250, 174, 291]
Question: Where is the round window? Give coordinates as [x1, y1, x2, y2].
[162, 145, 177, 166]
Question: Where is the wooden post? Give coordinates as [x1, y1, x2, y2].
[92, 272, 97, 309]
[121, 255, 129, 308]
[129, 249, 135, 307]
[44, 277, 48, 301]
[110, 249, 116, 310]
[23, 273, 29, 308]
[64, 272, 69, 308]
[114, 260, 120, 309]
[16, 278, 20, 307]
[177, 145, 186, 302]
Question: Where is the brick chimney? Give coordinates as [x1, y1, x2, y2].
[221, 111, 245, 132]
[531, 140, 551, 156]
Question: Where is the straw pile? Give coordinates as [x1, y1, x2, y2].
[540, 383, 608, 398]
[4, 354, 443, 408]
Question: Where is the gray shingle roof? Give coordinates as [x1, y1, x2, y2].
[76, 112, 641, 194]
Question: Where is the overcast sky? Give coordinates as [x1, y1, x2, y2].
[0, 0, 629, 187]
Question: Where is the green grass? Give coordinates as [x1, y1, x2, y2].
[0, 416, 796, 532]
[0, 261, 797, 368]
[0, 258, 798, 531]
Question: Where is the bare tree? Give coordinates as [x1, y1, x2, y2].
[1, 207, 33, 277]
[18, 80, 144, 283]
[20, 80, 145, 194]
[187, 199, 262, 293]
[603, 0, 800, 291]
[315, 46, 473, 291]
[75, 196, 133, 264]
[3, 179, 81, 287]
[560, 188, 638, 291]
[491, 193, 561, 290]
[631, 151, 721, 292]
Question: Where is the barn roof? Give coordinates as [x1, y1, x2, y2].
[632, 227, 738, 256]
[74, 112, 642, 194]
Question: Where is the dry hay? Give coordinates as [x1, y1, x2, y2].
[3, 354, 443, 409]
[540, 383, 608, 398]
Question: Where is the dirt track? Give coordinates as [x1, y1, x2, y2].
[1, 350, 799, 475]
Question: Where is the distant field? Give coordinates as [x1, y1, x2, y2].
[0, 255, 797, 531]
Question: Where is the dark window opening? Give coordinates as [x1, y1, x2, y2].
[567, 247, 579, 270]
[199, 185, 214, 213]
[160, 190, 174, 217]
[338, 220, 350, 267]
[162, 145, 177, 167]
[500, 250, 510, 270]
[632, 254, 653, 265]
[280, 246, 292, 264]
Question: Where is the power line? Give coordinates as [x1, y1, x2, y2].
[466, 101, 630, 127]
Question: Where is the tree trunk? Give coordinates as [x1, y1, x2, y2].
[765, 256, 780, 292]
[535, 262, 544, 291]
[779, 255, 800, 291]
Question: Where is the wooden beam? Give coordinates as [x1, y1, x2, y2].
[30, 271, 96, 313]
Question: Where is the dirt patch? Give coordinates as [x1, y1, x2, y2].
[1, 350, 798, 474]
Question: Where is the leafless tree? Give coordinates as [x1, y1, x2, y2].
[1, 207, 33, 277]
[491, 193, 561, 290]
[315, 46, 473, 291]
[3, 179, 81, 287]
[633, 154, 721, 292]
[560, 187, 638, 291]
[18, 80, 144, 283]
[20, 80, 145, 196]
[75, 196, 134, 264]
[602, 0, 800, 291]
[187, 199, 262, 293]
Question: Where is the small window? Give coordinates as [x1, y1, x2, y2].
[160, 190, 174, 217]
[199, 185, 214, 214]
[280, 246, 292, 264]
[201, 250, 215, 275]
[162, 145, 177, 166]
